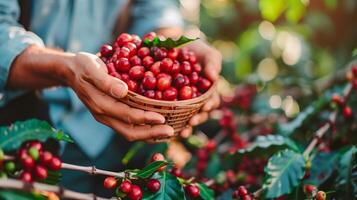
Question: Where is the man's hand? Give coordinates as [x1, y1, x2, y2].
[179, 40, 222, 138]
[8, 46, 174, 142]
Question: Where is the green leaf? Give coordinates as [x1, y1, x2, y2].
[142, 172, 185, 200]
[205, 153, 221, 179]
[259, 0, 286, 22]
[235, 135, 300, 157]
[0, 190, 46, 200]
[352, 48, 357, 57]
[263, 149, 305, 198]
[136, 161, 168, 179]
[0, 119, 73, 152]
[335, 146, 357, 199]
[143, 36, 198, 49]
[304, 152, 338, 186]
[276, 94, 329, 136]
[197, 183, 214, 200]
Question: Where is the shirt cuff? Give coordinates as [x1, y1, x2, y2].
[0, 26, 44, 91]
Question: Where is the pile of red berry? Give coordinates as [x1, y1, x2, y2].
[3, 141, 62, 182]
[99, 32, 212, 101]
[103, 177, 161, 200]
[232, 186, 252, 200]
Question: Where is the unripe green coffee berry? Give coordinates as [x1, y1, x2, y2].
[28, 147, 39, 161]
[5, 161, 16, 173]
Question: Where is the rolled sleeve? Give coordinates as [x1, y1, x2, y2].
[0, 0, 44, 104]
[129, 0, 184, 36]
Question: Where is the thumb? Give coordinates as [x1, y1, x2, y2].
[90, 56, 128, 98]
[107, 76, 128, 98]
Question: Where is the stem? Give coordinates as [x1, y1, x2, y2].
[303, 83, 352, 157]
[61, 163, 128, 178]
[0, 178, 112, 200]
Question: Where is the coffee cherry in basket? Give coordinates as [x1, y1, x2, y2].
[101, 32, 213, 101]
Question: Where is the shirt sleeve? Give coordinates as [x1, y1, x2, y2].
[0, 0, 44, 105]
[128, 0, 184, 36]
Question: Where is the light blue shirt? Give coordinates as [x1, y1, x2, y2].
[0, 0, 183, 158]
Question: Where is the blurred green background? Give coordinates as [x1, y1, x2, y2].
[179, 0, 357, 118]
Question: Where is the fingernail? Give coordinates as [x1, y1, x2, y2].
[111, 80, 128, 98]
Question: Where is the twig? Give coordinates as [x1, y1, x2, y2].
[61, 163, 129, 178]
[0, 178, 113, 200]
[303, 83, 352, 157]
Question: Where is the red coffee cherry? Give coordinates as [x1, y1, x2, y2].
[103, 177, 117, 189]
[157, 77, 172, 91]
[331, 94, 345, 106]
[119, 47, 131, 58]
[316, 191, 326, 200]
[34, 165, 48, 180]
[170, 166, 182, 177]
[232, 190, 239, 199]
[142, 76, 157, 90]
[197, 77, 212, 92]
[238, 186, 248, 197]
[173, 74, 187, 89]
[205, 140, 217, 152]
[189, 72, 199, 85]
[48, 157, 62, 171]
[185, 184, 200, 198]
[129, 66, 145, 80]
[119, 180, 132, 194]
[144, 90, 156, 99]
[179, 86, 193, 100]
[100, 44, 113, 57]
[138, 47, 150, 58]
[115, 58, 131, 72]
[142, 56, 154, 69]
[147, 179, 161, 192]
[131, 34, 142, 47]
[126, 79, 138, 92]
[123, 42, 137, 56]
[155, 91, 163, 100]
[163, 87, 178, 101]
[20, 171, 33, 183]
[168, 48, 178, 60]
[180, 61, 192, 75]
[26, 141, 42, 151]
[143, 32, 157, 41]
[343, 106, 353, 118]
[116, 33, 133, 46]
[192, 63, 202, 73]
[171, 60, 181, 75]
[130, 55, 142, 66]
[161, 58, 173, 73]
[304, 184, 316, 194]
[150, 61, 162, 76]
[128, 184, 142, 200]
[21, 157, 35, 170]
[39, 151, 53, 166]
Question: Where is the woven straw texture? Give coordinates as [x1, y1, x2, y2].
[120, 83, 216, 134]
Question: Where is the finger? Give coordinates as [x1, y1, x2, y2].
[203, 50, 222, 81]
[79, 53, 128, 98]
[100, 116, 175, 141]
[180, 126, 192, 138]
[202, 92, 220, 112]
[84, 82, 165, 124]
[189, 112, 209, 126]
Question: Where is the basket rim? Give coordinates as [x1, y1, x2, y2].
[124, 82, 217, 106]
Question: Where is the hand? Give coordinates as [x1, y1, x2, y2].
[65, 52, 174, 142]
[179, 40, 222, 138]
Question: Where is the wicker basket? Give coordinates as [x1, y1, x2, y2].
[120, 83, 216, 134]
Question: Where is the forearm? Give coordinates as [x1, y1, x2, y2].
[6, 45, 75, 90]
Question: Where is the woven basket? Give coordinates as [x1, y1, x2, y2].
[120, 83, 216, 134]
